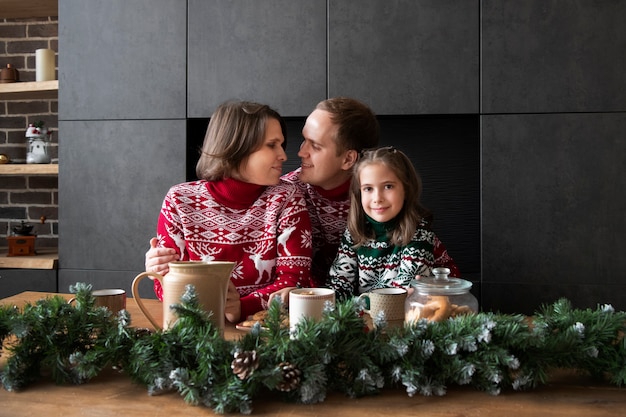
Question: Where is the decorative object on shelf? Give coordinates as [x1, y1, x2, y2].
[0, 64, 19, 83]
[7, 221, 36, 256]
[1, 284, 625, 415]
[0, 154, 9, 164]
[26, 121, 52, 164]
[12, 221, 34, 236]
[35, 48, 55, 82]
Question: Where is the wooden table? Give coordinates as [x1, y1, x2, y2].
[1, 292, 625, 417]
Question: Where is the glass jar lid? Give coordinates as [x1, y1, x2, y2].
[411, 267, 473, 295]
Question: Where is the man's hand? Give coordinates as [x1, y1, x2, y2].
[224, 280, 241, 323]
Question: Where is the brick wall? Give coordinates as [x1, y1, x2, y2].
[0, 16, 58, 249]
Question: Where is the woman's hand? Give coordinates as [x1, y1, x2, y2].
[145, 237, 178, 276]
[268, 287, 297, 307]
[224, 280, 241, 323]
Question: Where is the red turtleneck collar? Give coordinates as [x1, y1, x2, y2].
[312, 178, 351, 201]
[206, 177, 266, 209]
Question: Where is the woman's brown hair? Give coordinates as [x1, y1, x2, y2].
[347, 146, 432, 247]
[195, 100, 287, 181]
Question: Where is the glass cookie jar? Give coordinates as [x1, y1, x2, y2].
[405, 267, 478, 323]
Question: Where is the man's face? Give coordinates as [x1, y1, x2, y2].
[298, 109, 353, 190]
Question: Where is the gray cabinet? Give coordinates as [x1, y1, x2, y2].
[58, 0, 188, 299]
[482, 112, 626, 313]
[482, 1, 626, 113]
[328, 0, 479, 115]
[58, 120, 186, 272]
[0, 269, 57, 299]
[59, 0, 187, 120]
[187, 0, 326, 117]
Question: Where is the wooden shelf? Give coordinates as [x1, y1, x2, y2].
[0, 164, 58, 175]
[0, 247, 58, 269]
[0, 0, 59, 272]
[0, 80, 58, 100]
[0, 0, 58, 19]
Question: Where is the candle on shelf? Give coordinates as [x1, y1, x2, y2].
[35, 48, 55, 81]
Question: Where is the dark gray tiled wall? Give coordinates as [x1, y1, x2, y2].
[58, 119, 186, 280]
[482, 1, 626, 113]
[59, 0, 187, 120]
[329, 0, 479, 115]
[482, 283, 626, 316]
[0, 269, 57, 299]
[480, 0, 626, 313]
[187, 0, 327, 118]
[482, 113, 626, 313]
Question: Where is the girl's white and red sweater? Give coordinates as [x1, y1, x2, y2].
[154, 177, 313, 319]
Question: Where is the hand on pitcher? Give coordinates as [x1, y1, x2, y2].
[224, 280, 241, 323]
[145, 237, 178, 276]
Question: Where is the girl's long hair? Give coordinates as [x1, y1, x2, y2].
[195, 100, 287, 181]
[347, 146, 432, 247]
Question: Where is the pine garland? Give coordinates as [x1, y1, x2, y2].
[1, 283, 625, 415]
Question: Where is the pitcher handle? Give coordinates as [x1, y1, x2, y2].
[132, 272, 163, 330]
[358, 292, 371, 314]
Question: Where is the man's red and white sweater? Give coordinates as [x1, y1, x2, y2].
[154, 177, 312, 318]
[282, 168, 350, 287]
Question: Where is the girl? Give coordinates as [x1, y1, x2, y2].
[151, 100, 313, 322]
[328, 146, 458, 301]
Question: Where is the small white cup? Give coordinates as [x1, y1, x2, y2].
[289, 288, 335, 333]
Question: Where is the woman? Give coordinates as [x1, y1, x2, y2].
[150, 100, 313, 322]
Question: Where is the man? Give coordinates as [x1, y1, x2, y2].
[280, 97, 379, 286]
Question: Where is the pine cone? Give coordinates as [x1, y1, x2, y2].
[276, 361, 302, 392]
[336, 361, 354, 380]
[231, 350, 259, 380]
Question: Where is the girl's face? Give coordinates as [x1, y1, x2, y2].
[359, 162, 405, 223]
[236, 118, 287, 185]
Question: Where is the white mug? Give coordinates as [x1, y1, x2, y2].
[289, 288, 335, 333]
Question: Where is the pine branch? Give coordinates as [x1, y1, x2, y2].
[2, 287, 626, 415]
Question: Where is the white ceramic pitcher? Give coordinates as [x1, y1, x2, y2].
[132, 261, 234, 332]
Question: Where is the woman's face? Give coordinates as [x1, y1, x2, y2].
[359, 162, 405, 223]
[236, 118, 287, 185]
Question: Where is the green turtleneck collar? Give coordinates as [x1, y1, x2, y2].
[365, 214, 398, 241]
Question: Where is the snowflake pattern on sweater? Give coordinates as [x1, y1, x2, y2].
[328, 220, 444, 301]
[154, 178, 312, 318]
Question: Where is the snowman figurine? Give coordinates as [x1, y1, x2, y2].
[26, 122, 51, 164]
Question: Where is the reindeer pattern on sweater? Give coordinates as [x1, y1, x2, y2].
[155, 178, 313, 318]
